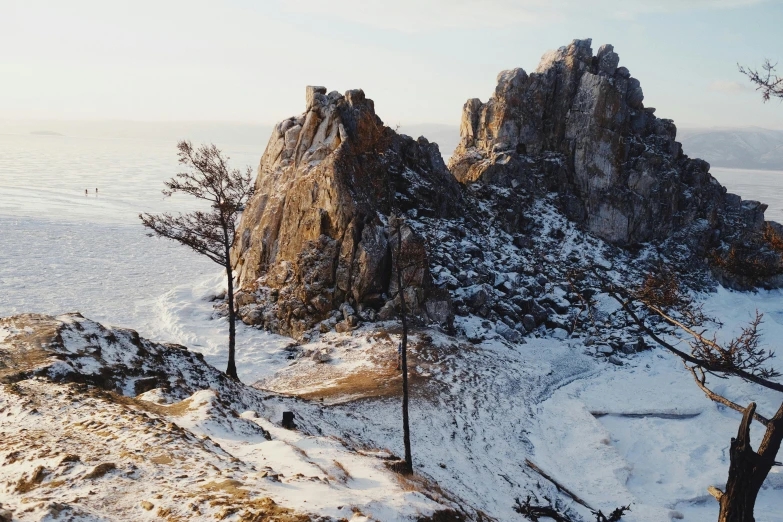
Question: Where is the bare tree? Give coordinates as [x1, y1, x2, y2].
[739, 60, 783, 101]
[389, 214, 416, 474]
[140, 141, 254, 380]
[599, 269, 783, 521]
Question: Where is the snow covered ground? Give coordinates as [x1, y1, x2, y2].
[0, 314, 453, 521]
[1, 131, 782, 520]
[532, 287, 783, 521]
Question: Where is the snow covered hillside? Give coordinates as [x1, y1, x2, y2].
[0, 313, 460, 521]
[3, 290, 781, 521]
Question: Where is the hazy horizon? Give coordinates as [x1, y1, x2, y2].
[2, 1, 783, 130]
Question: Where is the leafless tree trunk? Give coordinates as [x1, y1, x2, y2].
[224, 232, 238, 379]
[596, 269, 783, 521]
[713, 401, 783, 522]
[392, 216, 413, 474]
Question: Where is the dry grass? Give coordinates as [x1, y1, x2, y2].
[15, 465, 47, 493]
[199, 487, 312, 522]
[292, 329, 453, 403]
[237, 497, 312, 522]
[201, 479, 250, 500]
[83, 462, 116, 479]
[0, 315, 62, 382]
[332, 460, 352, 483]
[393, 471, 450, 502]
[297, 364, 402, 401]
[150, 454, 174, 465]
[392, 470, 471, 520]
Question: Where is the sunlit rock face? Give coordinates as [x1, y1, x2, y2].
[449, 39, 763, 247]
[231, 86, 459, 337]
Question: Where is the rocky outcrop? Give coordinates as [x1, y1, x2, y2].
[449, 38, 783, 287]
[0, 312, 228, 398]
[232, 41, 782, 339]
[231, 86, 460, 337]
[449, 40, 768, 246]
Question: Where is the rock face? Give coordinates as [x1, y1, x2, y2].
[231, 87, 460, 336]
[448, 39, 770, 248]
[233, 41, 783, 338]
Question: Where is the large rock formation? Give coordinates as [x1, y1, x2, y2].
[232, 41, 783, 339]
[449, 39, 764, 245]
[231, 87, 460, 337]
[449, 38, 783, 287]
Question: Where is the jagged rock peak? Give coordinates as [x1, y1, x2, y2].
[231, 86, 460, 337]
[448, 38, 766, 249]
[453, 38, 650, 172]
[266, 85, 375, 170]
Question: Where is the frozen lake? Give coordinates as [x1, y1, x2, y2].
[0, 132, 288, 382]
[2, 132, 783, 351]
[712, 167, 783, 223]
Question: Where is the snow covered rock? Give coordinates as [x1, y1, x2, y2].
[448, 39, 783, 287]
[0, 312, 227, 400]
[231, 86, 460, 337]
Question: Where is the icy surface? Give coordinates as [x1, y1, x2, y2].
[1, 132, 783, 520]
[0, 133, 283, 383]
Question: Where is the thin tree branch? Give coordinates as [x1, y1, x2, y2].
[603, 285, 783, 393]
[685, 363, 770, 426]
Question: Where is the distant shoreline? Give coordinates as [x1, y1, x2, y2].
[711, 166, 783, 174]
[30, 130, 64, 136]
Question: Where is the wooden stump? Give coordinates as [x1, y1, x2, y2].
[282, 411, 295, 429]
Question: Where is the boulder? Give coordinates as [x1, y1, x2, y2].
[334, 321, 353, 333]
[496, 322, 523, 343]
[521, 314, 536, 332]
[312, 348, 332, 363]
[596, 344, 614, 355]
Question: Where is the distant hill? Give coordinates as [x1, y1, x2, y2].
[395, 125, 783, 171]
[679, 127, 783, 170]
[397, 123, 460, 159]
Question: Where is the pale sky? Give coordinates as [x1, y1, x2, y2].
[2, 0, 782, 129]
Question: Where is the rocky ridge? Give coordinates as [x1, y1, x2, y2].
[231, 39, 783, 343]
[450, 39, 743, 245]
[448, 39, 783, 287]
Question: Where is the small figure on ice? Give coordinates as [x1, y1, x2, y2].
[95, 187, 98, 195]
[85, 189, 88, 196]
